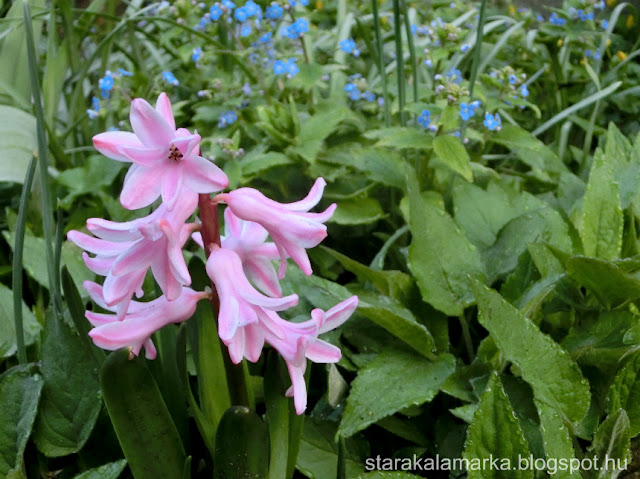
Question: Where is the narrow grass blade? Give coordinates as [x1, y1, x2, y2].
[467, 0, 487, 99]
[532, 81, 622, 137]
[12, 156, 36, 364]
[23, 0, 61, 313]
[392, 0, 406, 125]
[400, 0, 417, 106]
[370, 0, 390, 126]
[477, 20, 525, 78]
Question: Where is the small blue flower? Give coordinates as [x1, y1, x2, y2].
[107, 126, 119, 131]
[484, 112, 502, 131]
[424, 59, 433, 68]
[344, 83, 357, 92]
[87, 109, 99, 120]
[446, 68, 463, 84]
[595, 0, 605, 9]
[98, 71, 114, 98]
[222, 0, 235, 10]
[218, 110, 238, 128]
[235, 6, 249, 21]
[509, 74, 517, 85]
[459, 102, 478, 121]
[362, 91, 376, 102]
[273, 60, 287, 75]
[242, 83, 252, 95]
[117, 68, 133, 76]
[537, 14, 544, 22]
[91, 96, 101, 111]
[240, 23, 252, 36]
[192, 47, 202, 62]
[340, 38, 355, 53]
[417, 109, 431, 129]
[460, 44, 470, 53]
[602, 19, 609, 29]
[259, 32, 272, 43]
[286, 58, 299, 77]
[210, 4, 223, 20]
[162, 70, 179, 86]
[520, 84, 529, 97]
[266, 3, 283, 19]
[348, 88, 361, 100]
[549, 12, 566, 25]
[293, 18, 309, 34]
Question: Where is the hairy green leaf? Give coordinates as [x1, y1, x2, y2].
[433, 134, 473, 181]
[607, 352, 640, 437]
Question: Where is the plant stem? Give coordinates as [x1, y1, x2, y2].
[459, 314, 474, 363]
[392, 0, 406, 125]
[198, 194, 252, 409]
[468, 0, 487, 100]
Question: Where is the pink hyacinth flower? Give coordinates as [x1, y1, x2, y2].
[219, 178, 336, 278]
[267, 296, 358, 414]
[193, 208, 283, 297]
[67, 191, 199, 318]
[85, 284, 209, 359]
[93, 92, 228, 210]
[205, 247, 298, 345]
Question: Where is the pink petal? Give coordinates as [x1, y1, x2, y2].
[282, 177, 327, 212]
[161, 163, 183, 210]
[155, 92, 176, 131]
[67, 230, 134, 256]
[306, 340, 341, 363]
[182, 155, 229, 194]
[117, 145, 166, 167]
[82, 253, 113, 275]
[150, 250, 184, 301]
[111, 240, 156, 276]
[93, 131, 142, 162]
[218, 295, 241, 341]
[286, 363, 308, 415]
[120, 164, 163, 209]
[224, 207, 243, 238]
[144, 339, 158, 359]
[102, 270, 146, 306]
[320, 296, 358, 333]
[227, 327, 245, 364]
[244, 256, 282, 297]
[130, 98, 174, 148]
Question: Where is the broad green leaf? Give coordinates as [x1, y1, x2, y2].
[296, 418, 367, 479]
[338, 350, 455, 438]
[214, 406, 269, 479]
[329, 197, 385, 225]
[320, 246, 413, 301]
[239, 151, 292, 177]
[536, 401, 583, 479]
[407, 167, 485, 315]
[289, 107, 352, 162]
[562, 311, 639, 374]
[33, 309, 102, 457]
[0, 105, 36, 183]
[463, 374, 532, 479]
[365, 127, 433, 150]
[325, 147, 406, 190]
[433, 135, 473, 181]
[284, 269, 435, 357]
[566, 256, 640, 309]
[101, 349, 187, 479]
[56, 155, 124, 205]
[72, 460, 127, 479]
[603, 124, 640, 209]
[607, 351, 640, 437]
[492, 124, 564, 173]
[0, 282, 40, 358]
[0, 365, 43, 478]
[581, 153, 623, 261]
[586, 409, 631, 479]
[472, 281, 590, 424]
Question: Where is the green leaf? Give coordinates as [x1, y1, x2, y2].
[320, 246, 413, 301]
[586, 409, 631, 479]
[0, 105, 37, 183]
[463, 373, 532, 479]
[56, 155, 124, 205]
[492, 124, 564, 173]
[214, 406, 269, 479]
[297, 418, 367, 479]
[566, 256, 640, 309]
[0, 365, 43, 478]
[283, 269, 435, 358]
[33, 309, 102, 457]
[101, 349, 187, 479]
[338, 350, 455, 438]
[535, 400, 583, 479]
[265, 352, 292, 479]
[433, 135, 473, 181]
[607, 352, 640, 437]
[407, 166, 485, 315]
[239, 151, 292, 177]
[471, 281, 590, 424]
[365, 127, 433, 150]
[581, 152, 623, 261]
[72, 460, 128, 479]
[289, 107, 352, 162]
[329, 197, 385, 225]
[0, 282, 40, 358]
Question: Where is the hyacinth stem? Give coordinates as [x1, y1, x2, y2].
[198, 193, 253, 410]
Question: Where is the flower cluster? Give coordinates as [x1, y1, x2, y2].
[69, 93, 356, 414]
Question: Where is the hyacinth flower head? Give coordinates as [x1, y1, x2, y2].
[93, 93, 228, 210]
[216, 177, 337, 278]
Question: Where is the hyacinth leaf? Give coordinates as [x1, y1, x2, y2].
[0, 365, 43, 479]
[406, 165, 485, 316]
[535, 400, 583, 479]
[33, 308, 101, 457]
[463, 373, 533, 479]
[265, 351, 292, 479]
[100, 348, 187, 479]
[214, 406, 270, 479]
[586, 409, 631, 479]
[471, 280, 590, 424]
[581, 152, 623, 261]
[338, 350, 455, 438]
[0, 282, 40, 359]
[72, 459, 127, 479]
[432, 134, 473, 181]
[61, 266, 104, 365]
[607, 351, 640, 437]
